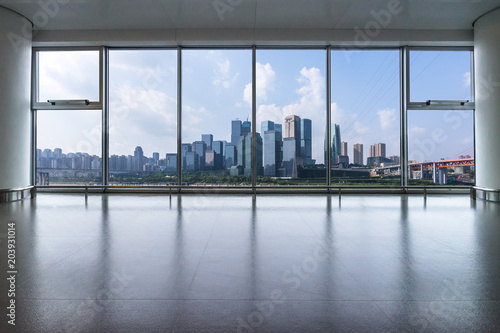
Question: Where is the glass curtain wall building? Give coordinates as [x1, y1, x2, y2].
[33, 47, 475, 189]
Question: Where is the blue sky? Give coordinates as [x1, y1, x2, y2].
[37, 48, 474, 164]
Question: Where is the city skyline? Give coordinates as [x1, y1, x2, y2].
[38, 112, 473, 176]
[37, 49, 474, 165]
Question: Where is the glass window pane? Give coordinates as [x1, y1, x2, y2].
[408, 110, 475, 186]
[256, 49, 326, 185]
[182, 49, 252, 185]
[331, 50, 400, 186]
[38, 50, 100, 102]
[410, 50, 472, 102]
[108, 50, 177, 185]
[36, 110, 102, 185]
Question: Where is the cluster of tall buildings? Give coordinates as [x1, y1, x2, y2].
[366, 143, 399, 166]
[327, 125, 398, 167]
[180, 116, 314, 178]
[38, 118, 401, 177]
[37, 149, 101, 170]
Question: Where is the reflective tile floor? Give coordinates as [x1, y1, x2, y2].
[1, 193, 500, 332]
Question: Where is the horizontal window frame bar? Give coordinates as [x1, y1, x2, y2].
[407, 46, 474, 52]
[33, 102, 103, 110]
[407, 102, 475, 110]
[33, 46, 103, 52]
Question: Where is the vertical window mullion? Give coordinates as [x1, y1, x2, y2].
[326, 46, 332, 187]
[102, 47, 109, 186]
[252, 46, 257, 190]
[400, 46, 409, 187]
[177, 46, 182, 189]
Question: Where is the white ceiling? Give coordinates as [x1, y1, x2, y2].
[1, 0, 499, 31]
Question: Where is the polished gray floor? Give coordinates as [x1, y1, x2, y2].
[1, 193, 499, 332]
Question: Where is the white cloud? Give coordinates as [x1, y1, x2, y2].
[463, 71, 471, 87]
[377, 108, 397, 130]
[212, 58, 239, 89]
[256, 66, 326, 161]
[39, 51, 99, 101]
[207, 51, 238, 90]
[109, 83, 179, 155]
[256, 66, 325, 124]
[461, 137, 472, 145]
[353, 121, 370, 134]
[182, 105, 211, 126]
[331, 102, 347, 124]
[409, 125, 425, 135]
[244, 62, 276, 105]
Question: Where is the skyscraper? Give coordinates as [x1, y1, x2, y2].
[261, 120, 274, 133]
[205, 150, 215, 170]
[241, 120, 251, 137]
[225, 144, 237, 168]
[325, 124, 341, 166]
[237, 132, 263, 176]
[192, 141, 206, 170]
[184, 151, 197, 171]
[54, 148, 62, 159]
[370, 143, 386, 158]
[263, 121, 283, 177]
[375, 143, 386, 158]
[284, 115, 301, 140]
[300, 118, 312, 163]
[201, 134, 213, 151]
[353, 143, 364, 165]
[231, 120, 242, 146]
[332, 124, 341, 158]
[212, 140, 224, 169]
[284, 115, 302, 163]
[181, 143, 192, 171]
[152, 152, 160, 164]
[369, 145, 375, 158]
[341, 141, 348, 157]
[134, 146, 144, 171]
[282, 138, 298, 177]
[166, 153, 177, 173]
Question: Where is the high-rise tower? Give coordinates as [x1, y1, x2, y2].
[262, 120, 283, 177]
[300, 118, 312, 164]
[353, 143, 363, 165]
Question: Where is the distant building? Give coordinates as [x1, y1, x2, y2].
[181, 143, 192, 171]
[325, 124, 341, 166]
[166, 153, 177, 173]
[282, 137, 298, 177]
[261, 120, 275, 133]
[353, 143, 363, 165]
[336, 155, 349, 169]
[367, 156, 393, 167]
[205, 150, 215, 170]
[241, 120, 251, 137]
[192, 141, 206, 170]
[201, 134, 213, 151]
[238, 132, 263, 176]
[369, 143, 386, 158]
[263, 123, 283, 177]
[341, 141, 348, 157]
[389, 155, 400, 165]
[134, 146, 144, 171]
[230, 165, 244, 176]
[300, 118, 312, 163]
[184, 151, 197, 171]
[54, 148, 62, 159]
[152, 152, 160, 165]
[212, 140, 224, 169]
[225, 144, 237, 168]
[231, 120, 242, 146]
